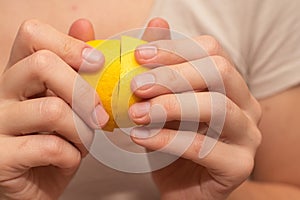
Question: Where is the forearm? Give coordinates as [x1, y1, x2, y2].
[227, 180, 300, 200]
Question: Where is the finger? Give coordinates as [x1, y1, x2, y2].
[131, 128, 258, 183]
[68, 18, 95, 42]
[129, 92, 257, 145]
[131, 56, 260, 121]
[2, 135, 81, 172]
[7, 19, 104, 72]
[135, 35, 232, 66]
[163, 121, 209, 134]
[1, 51, 109, 129]
[142, 17, 171, 42]
[0, 97, 94, 154]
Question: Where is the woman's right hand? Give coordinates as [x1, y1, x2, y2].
[0, 19, 108, 200]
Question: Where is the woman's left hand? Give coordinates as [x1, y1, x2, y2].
[129, 32, 262, 200]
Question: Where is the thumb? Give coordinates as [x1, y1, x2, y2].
[142, 17, 171, 41]
[68, 18, 95, 42]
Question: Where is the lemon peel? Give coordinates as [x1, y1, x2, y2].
[81, 36, 147, 131]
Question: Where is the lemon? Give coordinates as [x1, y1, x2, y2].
[81, 36, 147, 131]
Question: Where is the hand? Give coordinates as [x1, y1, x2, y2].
[129, 26, 262, 200]
[0, 19, 108, 200]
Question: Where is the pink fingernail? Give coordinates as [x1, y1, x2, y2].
[131, 73, 155, 91]
[130, 102, 151, 118]
[92, 105, 109, 128]
[81, 48, 105, 72]
[82, 47, 104, 64]
[136, 45, 157, 60]
[131, 127, 151, 139]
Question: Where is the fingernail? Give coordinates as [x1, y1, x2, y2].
[131, 73, 155, 91]
[130, 102, 151, 118]
[131, 127, 151, 139]
[136, 45, 157, 60]
[82, 47, 105, 64]
[92, 105, 109, 128]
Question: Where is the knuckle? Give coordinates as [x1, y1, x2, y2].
[210, 92, 231, 120]
[163, 67, 180, 83]
[191, 134, 204, 157]
[155, 40, 183, 63]
[42, 135, 66, 158]
[60, 37, 77, 61]
[162, 40, 177, 54]
[18, 19, 41, 40]
[225, 98, 236, 117]
[221, 149, 255, 185]
[201, 35, 222, 55]
[17, 136, 31, 153]
[213, 55, 233, 78]
[73, 78, 96, 104]
[251, 126, 262, 148]
[244, 96, 262, 127]
[153, 66, 187, 92]
[236, 162, 254, 182]
[40, 97, 67, 123]
[172, 65, 185, 80]
[209, 56, 234, 90]
[213, 93, 236, 121]
[236, 152, 255, 180]
[30, 50, 57, 77]
[163, 95, 179, 114]
[42, 135, 81, 168]
[253, 97, 262, 123]
[70, 150, 81, 168]
[156, 129, 173, 149]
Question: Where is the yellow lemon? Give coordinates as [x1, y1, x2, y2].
[81, 36, 147, 131]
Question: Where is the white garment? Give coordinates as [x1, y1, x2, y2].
[150, 0, 300, 99]
[61, 0, 300, 199]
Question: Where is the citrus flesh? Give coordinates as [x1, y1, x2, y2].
[81, 36, 147, 131]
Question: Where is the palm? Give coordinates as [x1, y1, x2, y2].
[152, 158, 227, 200]
[0, 165, 78, 200]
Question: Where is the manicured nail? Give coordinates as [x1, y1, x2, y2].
[131, 127, 151, 139]
[92, 105, 109, 128]
[136, 45, 157, 60]
[82, 47, 105, 64]
[130, 102, 151, 118]
[131, 73, 155, 91]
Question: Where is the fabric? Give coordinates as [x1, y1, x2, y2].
[150, 0, 300, 99]
[61, 0, 300, 199]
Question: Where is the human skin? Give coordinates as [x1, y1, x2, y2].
[132, 32, 300, 199]
[0, 1, 300, 199]
[0, 1, 154, 198]
[129, 31, 261, 199]
[0, 16, 261, 200]
[131, 25, 300, 199]
[0, 19, 110, 199]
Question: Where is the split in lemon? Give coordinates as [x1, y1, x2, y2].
[81, 36, 147, 131]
